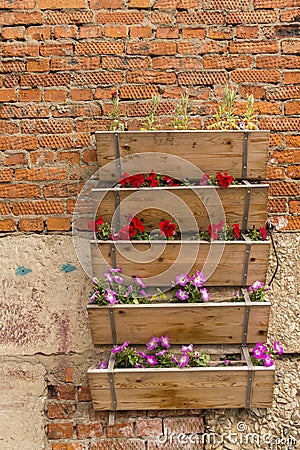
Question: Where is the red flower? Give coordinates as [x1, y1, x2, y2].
[232, 223, 241, 239]
[130, 174, 145, 188]
[163, 176, 180, 186]
[208, 224, 219, 240]
[199, 174, 211, 186]
[147, 170, 159, 187]
[216, 171, 234, 188]
[130, 216, 145, 233]
[260, 227, 267, 240]
[88, 217, 104, 231]
[159, 220, 176, 238]
[119, 224, 131, 240]
[118, 172, 131, 187]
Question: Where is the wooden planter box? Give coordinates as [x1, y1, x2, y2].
[90, 239, 271, 287]
[95, 130, 270, 181]
[88, 348, 275, 410]
[87, 299, 271, 345]
[92, 182, 269, 231]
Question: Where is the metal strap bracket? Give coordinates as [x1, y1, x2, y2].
[242, 131, 250, 179]
[242, 180, 252, 231]
[242, 235, 251, 287]
[241, 288, 251, 346]
[108, 353, 117, 419]
[114, 189, 121, 231]
[242, 346, 254, 409]
[110, 242, 117, 268]
[108, 305, 117, 345]
[114, 132, 121, 181]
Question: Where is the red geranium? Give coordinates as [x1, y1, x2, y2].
[88, 216, 104, 231]
[260, 227, 267, 240]
[159, 219, 176, 238]
[130, 216, 145, 233]
[118, 172, 131, 187]
[208, 220, 225, 240]
[130, 173, 145, 188]
[199, 174, 211, 186]
[232, 223, 241, 239]
[147, 170, 159, 187]
[216, 171, 234, 188]
[163, 175, 180, 186]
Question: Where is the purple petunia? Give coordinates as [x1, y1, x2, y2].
[111, 341, 130, 354]
[156, 349, 167, 357]
[104, 289, 118, 304]
[89, 290, 99, 303]
[274, 341, 284, 355]
[160, 335, 171, 348]
[248, 280, 264, 293]
[146, 336, 160, 351]
[171, 354, 177, 364]
[145, 355, 158, 366]
[97, 360, 108, 369]
[175, 273, 190, 287]
[176, 289, 189, 301]
[223, 359, 232, 366]
[181, 344, 193, 353]
[113, 275, 123, 284]
[178, 353, 190, 368]
[200, 288, 210, 302]
[109, 268, 122, 273]
[135, 276, 146, 288]
[138, 351, 147, 358]
[92, 277, 98, 284]
[251, 348, 265, 359]
[254, 342, 268, 353]
[104, 272, 113, 285]
[263, 354, 274, 367]
[191, 270, 206, 288]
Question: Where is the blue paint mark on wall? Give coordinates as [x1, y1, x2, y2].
[15, 266, 32, 276]
[61, 263, 77, 273]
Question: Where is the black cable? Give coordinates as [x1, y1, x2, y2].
[266, 223, 279, 286]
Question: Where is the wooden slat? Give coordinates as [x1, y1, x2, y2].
[91, 241, 271, 287]
[95, 130, 270, 181]
[93, 184, 269, 231]
[87, 302, 270, 345]
[87, 364, 275, 410]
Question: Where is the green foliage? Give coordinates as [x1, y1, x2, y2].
[141, 94, 162, 131]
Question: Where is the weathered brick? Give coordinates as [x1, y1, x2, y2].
[38, 0, 86, 8]
[135, 419, 162, 437]
[272, 150, 300, 163]
[0, 136, 38, 151]
[0, 203, 11, 215]
[283, 71, 300, 84]
[267, 167, 285, 180]
[164, 417, 204, 434]
[255, 0, 300, 8]
[287, 165, 300, 179]
[289, 200, 300, 214]
[269, 134, 283, 147]
[53, 25, 77, 39]
[46, 11, 94, 25]
[5, 152, 26, 167]
[44, 89, 67, 102]
[0, 89, 16, 102]
[149, 12, 176, 25]
[26, 59, 50, 72]
[229, 40, 278, 54]
[47, 403, 74, 419]
[48, 423, 73, 440]
[156, 27, 179, 39]
[285, 101, 300, 115]
[178, 71, 228, 85]
[77, 386, 92, 401]
[126, 70, 176, 84]
[3, 75, 19, 88]
[15, 168, 66, 181]
[47, 217, 72, 230]
[96, 11, 144, 24]
[102, 56, 150, 69]
[177, 11, 225, 24]
[280, 9, 300, 22]
[66, 199, 76, 213]
[209, 27, 233, 40]
[18, 89, 42, 102]
[90, 440, 146, 450]
[130, 26, 152, 38]
[52, 444, 84, 450]
[1, 0, 35, 7]
[119, 85, 158, 99]
[77, 423, 103, 439]
[12, 200, 64, 216]
[205, 55, 252, 70]
[107, 421, 134, 438]
[259, 117, 300, 132]
[21, 73, 71, 87]
[50, 56, 100, 71]
[286, 136, 300, 148]
[44, 183, 82, 198]
[231, 69, 280, 83]
[256, 55, 300, 69]
[268, 199, 287, 214]
[269, 182, 299, 197]
[270, 216, 300, 231]
[22, 120, 72, 134]
[27, 26, 51, 40]
[48, 385, 75, 400]
[82, 150, 97, 163]
[127, 42, 177, 55]
[65, 368, 74, 383]
[3, 43, 39, 57]
[1, 26, 26, 40]
[0, 11, 42, 26]
[0, 219, 15, 232]
[253, 101, 281, 115]
[0, 169, 13, 182]
[90, 0, 123, 7]
[30, 151, 55, 165]
[202, 0, 250, 7]
[53, 103, 101, 118]
[236, 25, 259, 38]
[178, 41, 227, 54]
[282, 40, 300, 54]
[128, 0, 150, 7]
[57, 151, 80, 164]
[18, 218, 44, 232]
[0, 103, 50, 119]
[70, 89, 92, 101]
[182, 28, 206, 39]
[266, 85, 300, 100]
[78, 25, 102, 38]
[104, 25, 128, 38]
[228, 10, 276, 23]
[40, 43, 74, 57]
[0, 60, 26, 73]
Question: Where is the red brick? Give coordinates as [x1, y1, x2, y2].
[48, 423, 73, 440]
[119, 85, 159, 99]
[178, 71, 228, 85]
[130, 26, 152, 38]
[202, 0, 250, 7]
[269, 182, 299, 197]
[47, 403, 74, 419]
[44, 183, 82, 198]
[204, 55, 252, 69]
[0, 89, 16, 102]
[182, 28, 206, 39]
[0, 184, 40, 198]
[26, 59, 50, 72]
[27, 26, 51, 40]
[266, 85, 300, 100]
[179, 41, 227, 55]
[46, 11, 94, 25]
[156, 27, 179, 39]
[77, 386, 92, 402]
[77, 423, 103, 439]
[82, 150, 97, 163]
[0, 60, 25, 73]
[152, 57, 180, 69]
[254, 101, 281, 115]
[285, 101, 300, 115]
[287, 165, 300, 179]
[97, 11, 143, 24]
[1, 26, 25, 40]
[75, 118, 109, 132]
[48, 385, 75, 400]
[289, 200, 300, 214]
[257, 56, 300, 69]
[240, 85, 265, 99]
[18, 89, 42, 102]
[0, 169, 13, 182]
[255, 0, 300, 8]
[78, 25, 102, 38]
[47, 217, 71, 231]
[164, 417, 204, 434]
[44, 89, 67, 102]
[39, 135, 72, 149]
[1, 0, 35, 7]
[53, 25, 77, 38]
[90, 441, 145, 450]
[268, 199, 287, 214]
[128, 0, 150, 6]
[0, 202, 11, 215]
[267, 167, 285, 180]
[19, 218, 44, 232]
[101, 56, 150, 69]
[236, 25, 259, 38]
[228, 10, 276, 23]
[40, 43, 73, 57]
[1, 133, 39, 149]
[286, 136, 300, 148]
[126, 70, 176, 84]
[0, 12, 42, 26]
[3, 43, 39, 57]
[12, 200, 64, 216]
[270, 216, 300, 231]
[15, 168, 66, 181]
[283, 71, 300, 84]
[104, 25, 128, 38]
[90, 0, 122, 7]
[50, 56, 100, 71]
[0, 219, 15, 232]
[57, 151, 80, 164]
[21, 73, 71, 87]
[0, 121, 18, 135]
[149, 12, 178, 24]
[177, 11, 225, 24]
[272, 150, 300, 163]
[107, 421, 134, 438]
[280, 9, 300, 22]
[269, 134, 283, 147]
[52, 444, 84, 450]
[65, 368, 74, 383]
[127, 41, 177, 55]
[230, 40, 278, 54]
[136, 419, 162, 437]
[38, 0, 86, 8]
[30, 151, 55, 165]
[282, 40, 300, 55]
[259, 117, 300, 132]
[22, 120, 72, 134]
[231, 69, 280, 83]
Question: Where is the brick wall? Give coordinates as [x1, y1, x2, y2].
[0, 0, 299, 232]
